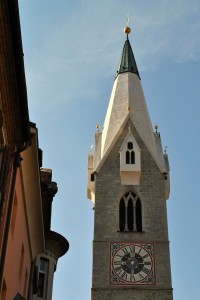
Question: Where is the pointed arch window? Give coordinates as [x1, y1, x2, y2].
[119, 199, 125, 231]
[136, 198, 142, 232]
[119, 192, 142, 232]
[126, 142, 135, 164]
[127, 199, 133, 231]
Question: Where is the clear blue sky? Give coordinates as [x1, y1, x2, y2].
[19, 1, 200, 299]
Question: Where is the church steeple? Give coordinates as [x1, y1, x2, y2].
[99, 29, 164, 172]
[88, 25, 172, 300]
[116, 34, 140, 79]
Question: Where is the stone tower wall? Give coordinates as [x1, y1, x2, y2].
[92, 121, 173, 299]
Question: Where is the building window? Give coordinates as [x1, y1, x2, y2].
[125, 142, 135, 164]
[90, 173, 95, 181]
[136, 198, 142, 232]
[13, 293, 26, 300]
[33, 266, 38, 294]
[37, 258, 49, 298]
[119, 192, 142, 232]
[127, 198, 134, 231]
[119, 199, 125, 231]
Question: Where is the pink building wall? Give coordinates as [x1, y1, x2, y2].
[2, 167, 32, 300]
[0, 164, 13, 256]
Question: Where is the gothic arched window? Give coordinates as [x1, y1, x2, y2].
[126, 151, 130, 164]
[127, 199, 134, 231]
[125, 142, 135, 164]
[119, 192, 142, 232]
[119, 198, 125, 231]
[136, 198, 142, 232]
[131, 151, 135, 164]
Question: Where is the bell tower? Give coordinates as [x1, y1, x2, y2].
[87, 26, 173, 300]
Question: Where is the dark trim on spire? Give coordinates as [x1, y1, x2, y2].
[116, 37, 140, 80]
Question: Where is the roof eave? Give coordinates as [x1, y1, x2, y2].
[0, 1, 30, 148]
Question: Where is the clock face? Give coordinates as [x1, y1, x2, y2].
[110, 242, 155, 285]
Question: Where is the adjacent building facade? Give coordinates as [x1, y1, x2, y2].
[88, 27, 173, 299]
[0, 1, 69, 300]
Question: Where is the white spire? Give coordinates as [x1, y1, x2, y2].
[101, 71, 157, 161]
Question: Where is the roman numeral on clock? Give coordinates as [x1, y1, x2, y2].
[115, 266, 122, 272]
[129, 245, 135, 253]
[114, 260, 121, 265]
[142, 267, 150, 274]
[144, 261, 151, 266]
[121, 272, 127, 280]
[121, 247, 128, 254]
[116, 254, 123, 258]
[139, 273, 144, 279]
[130, 274, 135, 281]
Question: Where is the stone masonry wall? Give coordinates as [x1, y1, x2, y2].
[91, 120, 173, 300]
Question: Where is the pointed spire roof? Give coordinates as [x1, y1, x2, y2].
[116, 36, 140, 79]
[100, 27, 158, 165]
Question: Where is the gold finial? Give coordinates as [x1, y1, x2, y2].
[127, 105, 131, 112]
[155, 124, 158, 133]
[124, 14, 131, 35]
[96, 124, 100, 132]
